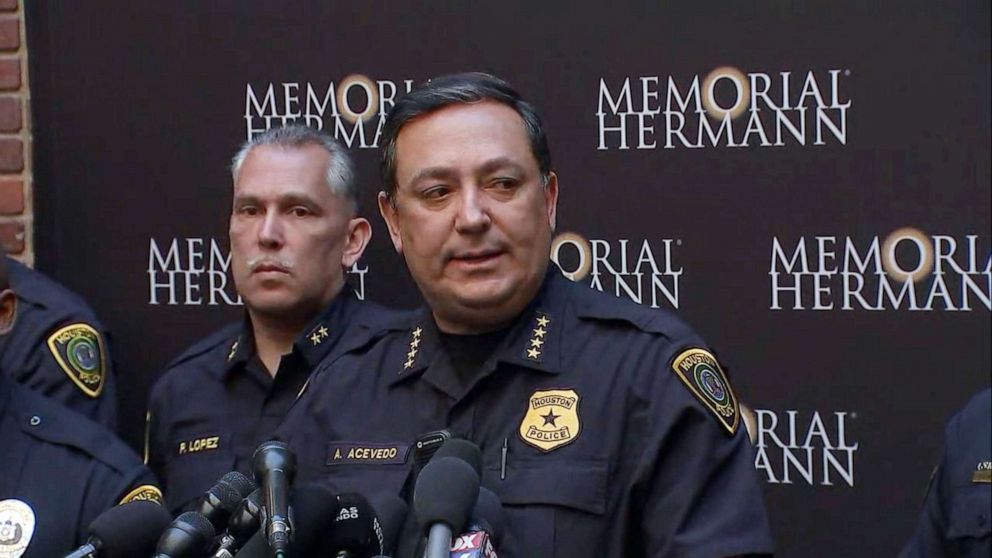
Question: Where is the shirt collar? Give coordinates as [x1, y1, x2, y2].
[222, 285, 365, 379]
[389, 265, 572, 393]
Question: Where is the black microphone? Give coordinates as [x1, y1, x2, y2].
[327, 492, 387, 557]
[414, 456, 481, 558]
[252, 441, 297, 556]
[213, 489, 263, 558]
[196, 475, 248, 532]
[63, 500, 172, 558]
[153, 510, 216, 558]
[368, 493, 408, 558]
[286, 482, 340, 556]
[431, 438, 482, 476]
[448, 487, 505, 558]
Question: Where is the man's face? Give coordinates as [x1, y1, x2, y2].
[230, 144, 368, 324]
[379, 101, 558, 334]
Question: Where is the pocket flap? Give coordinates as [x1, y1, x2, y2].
[947, 489, 992, 539]
[486, 459, 608, 515]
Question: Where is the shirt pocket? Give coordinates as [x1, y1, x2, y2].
[485, 458, 609, 558]
[946, 486, 991, 540]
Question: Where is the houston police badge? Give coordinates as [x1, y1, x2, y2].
[46, 323, 106, 398]
[118, 485, 164, 506]
[0, 499, 35, 558]
[671, 348, 740, 435]
[519, 389, 581, 452]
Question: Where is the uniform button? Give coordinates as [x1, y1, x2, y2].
[29, 415, 41, 426]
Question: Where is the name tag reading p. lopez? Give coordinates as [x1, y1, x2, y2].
[326, 442, 410, 466]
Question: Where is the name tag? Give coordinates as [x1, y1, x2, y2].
[974, 461, 992, 483]
[327, 442, 410, 466]
[178, 435, 221, 455]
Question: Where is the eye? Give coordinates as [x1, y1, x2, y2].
[237, 205, 260, 217]
[291, 206, 312, 217]
[421, 185, 451, 200]
[488, 177, 519, 192]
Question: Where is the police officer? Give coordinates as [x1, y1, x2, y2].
[901, 389, 991, 557]
[0, 255, 117, 429]
[0, 256, 161, 558]
[279, 73, 774, 557]
[146, 125, 399, 513]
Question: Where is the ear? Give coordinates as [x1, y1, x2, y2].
[377, 191, 404, 254]
[0, 289, 17, 336]
[544, 172, 560, 231]
[341, 217, 372, 268]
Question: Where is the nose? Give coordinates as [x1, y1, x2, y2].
[258, 211, 284, 249]
[454, 186, 491, 234]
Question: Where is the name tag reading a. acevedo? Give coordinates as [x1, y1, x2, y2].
[326, 442, 410, 466]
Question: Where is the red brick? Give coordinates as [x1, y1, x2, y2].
[0, 138, 21, 171]
[0, 178, 21, 214]
[0, 19, 17, 51]
[0, 96, 19, 131]
[0, 220, 23, 254]
[0, 1, 16, 12]
[0, 58, 18, 90]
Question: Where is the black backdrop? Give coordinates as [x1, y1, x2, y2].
[25, 2, 991, 556]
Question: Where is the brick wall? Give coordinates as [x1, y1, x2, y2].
[0, 0, 30, 264]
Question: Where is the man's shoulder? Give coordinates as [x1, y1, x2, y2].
[7, 257, 103, 326]
[561, 276, 698, 341]
[12, 382, 145, 477]
[153, 322, 241, 396]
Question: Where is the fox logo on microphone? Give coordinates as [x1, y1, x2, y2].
[450, 529, 497, 558]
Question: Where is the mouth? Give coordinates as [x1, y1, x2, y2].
[252, 263, 290, 274]
[449, 249, 505, 267]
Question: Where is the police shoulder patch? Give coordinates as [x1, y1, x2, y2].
[118, 485, 163, 506]
[670, 348, 740, 435]
[46, 323, 106, 398]
[0, 499, 35, 557]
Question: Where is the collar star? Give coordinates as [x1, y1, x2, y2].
[318, 325, 329, 339]
[537, 315, 550, 327]
[310, 332, 322, 345]
[227, 340, 239, 362]
[527, 347, 541, 359]
[533, 327, 547, 338]
[530, 338, 544, 348]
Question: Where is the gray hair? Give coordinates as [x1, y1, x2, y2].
[231, 124, 358, 209]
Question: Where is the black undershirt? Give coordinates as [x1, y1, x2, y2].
[437, 327, 511, 392]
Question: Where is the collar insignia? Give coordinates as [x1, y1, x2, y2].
[524, 314, 551, 362]
[308, 325, 330, 346]
[46, 323, 106, 398]
[227, 339, 239, 362]
[0, 499, 35, 557]
[671, 348, 740, 435]
[403, 326, 423, 370]
[519, 388, 581, 452]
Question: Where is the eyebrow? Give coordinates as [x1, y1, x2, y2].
[233, 192, 321, 207]
[407, 157, 528, 186]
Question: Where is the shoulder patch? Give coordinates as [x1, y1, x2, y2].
[118, 485, 163, 506]
[671, 348, 740, 435]
[46, 323, 106, 398]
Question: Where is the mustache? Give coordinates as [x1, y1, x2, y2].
[247, 257, 295, 271]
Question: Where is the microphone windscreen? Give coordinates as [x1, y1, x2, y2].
[473, 487, 506, 544]
[210, 480, 244, 512]
[432, 439, 483, 476]
[227, 489, 263, 543]
[221, 471, 257, 498]
[328, 493, 379, 554]
[414, 456, 480, 532]
[156, 511, 215, 556]
[88, 501, 172, 558]
[369, 493, 408, 555]
[287, 482, 340, 555]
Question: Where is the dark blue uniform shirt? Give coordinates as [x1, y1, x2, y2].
[0, 373, 160, 558]
[279, 268, 774, 558]
[0, 257, 117, 429]
[901, 389, 991, 558]
[146, 286, 401, 513]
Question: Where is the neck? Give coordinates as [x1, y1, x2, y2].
[247, 310, 308, 377]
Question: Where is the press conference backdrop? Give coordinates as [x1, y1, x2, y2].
[25, 2, 990, 556]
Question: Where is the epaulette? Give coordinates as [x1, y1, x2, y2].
[16, 384, 143, 476]
[164, 322, 242, 370]
[7, 258, 99, 319]
[571, 283, 695, 340]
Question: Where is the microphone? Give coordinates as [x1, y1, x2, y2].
[368, 494, 408, 558]
[449, 488, 505, 558]
[213, 489, 263, 558]
[153, 511, 216, 558]
[63, 500, 172, 558]
[431, 439, 482, 476]
[286, 482, 340, 556]
[197, 471, 255, 532]
[252, 441, 297, 556]
[327, 492, 387, 557]
[414, 456, 481, 558]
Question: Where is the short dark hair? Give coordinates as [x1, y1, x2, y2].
[379, 72, 552, 198]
